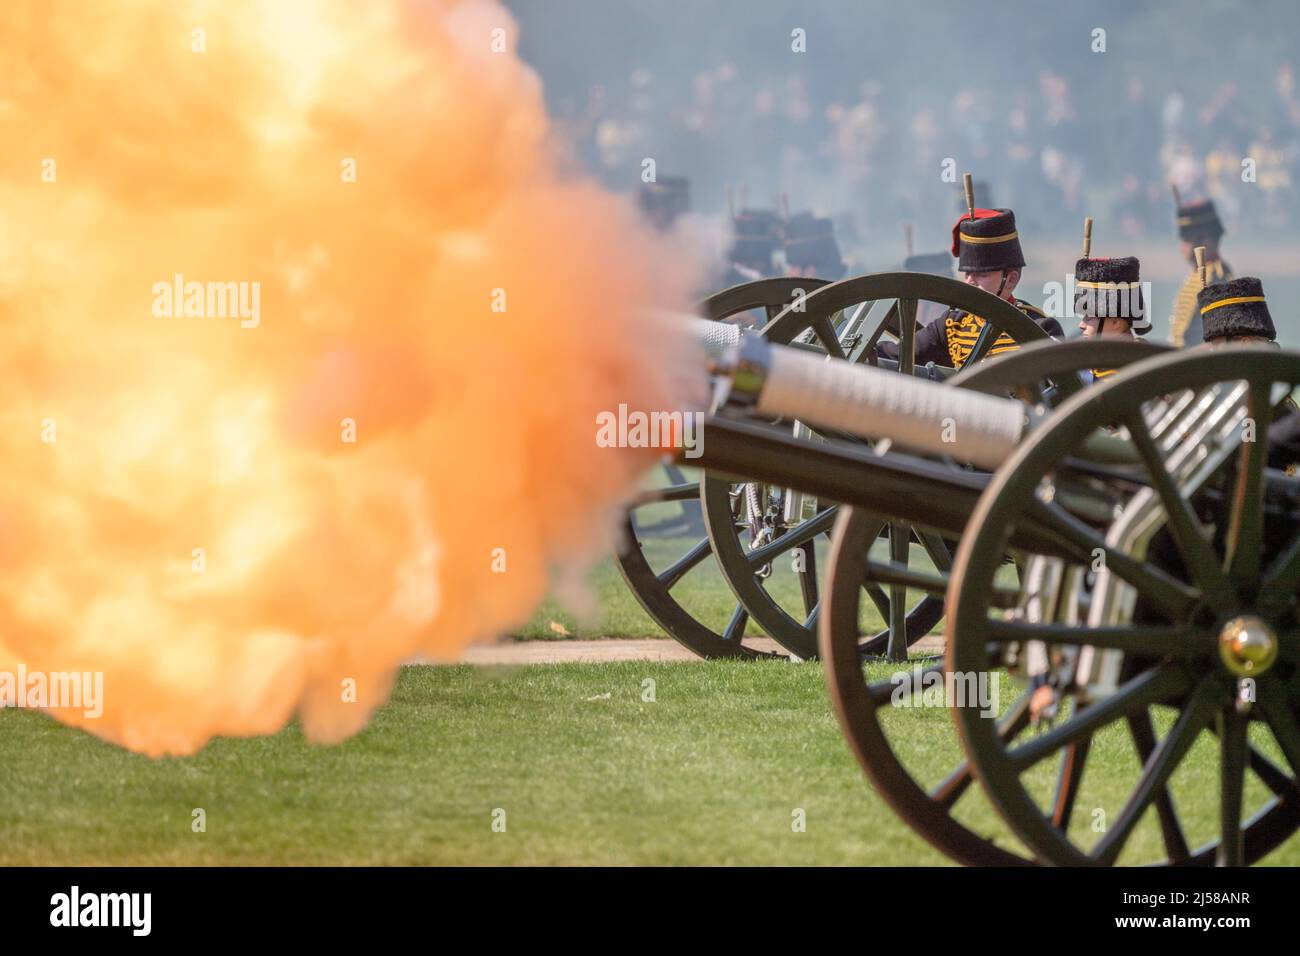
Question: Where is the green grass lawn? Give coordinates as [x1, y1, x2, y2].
[2, 660, 1296, 865]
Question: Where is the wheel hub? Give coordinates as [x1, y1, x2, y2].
[1217, 614, 1279, 677]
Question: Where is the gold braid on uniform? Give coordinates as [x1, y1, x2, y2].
[944, 302, 1036, 369]
[1169, 260, 1229, 346]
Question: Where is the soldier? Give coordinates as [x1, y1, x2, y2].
[782, 212, 846, 279]
[722, 208, 782, 287]
[1168, 195, 1233, 346]
[637, 176, 690, 232]
[1195, 276, 1300, 472]
[1073, 255, 1152, 382]
[1199, 276, 1277, 347]
[877, 206, 1064, 368]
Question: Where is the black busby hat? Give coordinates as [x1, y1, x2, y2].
[1176, 198, 1224, 242]
[1198, 277, 1275, 342]
[729, 208, 781, 269]
[1074, 256, 1149, 335]
[952, 208, 1026, 273]
[903, 251, 953, 276]
[783, 212, 845, 279]
[638, 176, 690, 229]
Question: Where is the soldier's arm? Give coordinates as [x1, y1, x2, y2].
[1016, 300, 1065, 340]
[874, 315, 949, 366]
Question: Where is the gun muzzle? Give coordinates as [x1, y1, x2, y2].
[713, 337, 1027, 471]
[688, 317, 744, 360]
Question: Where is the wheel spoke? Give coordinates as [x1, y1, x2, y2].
[846, 300, 885, 363]
[1050, 732, 1092, 832]
[896, 299, 917, 375]
[862, 580, 890, 625]
[631, 481, 699, 507]
[657, 536, 712, 591]
[1224, 380, 1271, 587]
[887, 523, 909, 661]
[1124, 412, 1234, 614]
[803, 600, 821, 631]
[1127, 708, 1191, 863]
[745, 506, 838, 568]
[798, 542, 819, 619]
[1254, 675, 1300, 777]
[917, 531, 954, 573]
[1259, 532, 1300, 614]
[1217, 705, 1248, 866]
[932, 692, 1032, 810]
[862, 559, 950, 596]
[966, 317, 1001, 365]
[1246, 745, 1296, 796]
[867, 662, 943, 706]
[811, 315, 846, 360]
[984, 619, 1208, 659]
[1092, 678, 1218, 865]
[1006, 664, 1191, 773]
[1028, 498, 1199, 622]
[722, 603, 749, 643]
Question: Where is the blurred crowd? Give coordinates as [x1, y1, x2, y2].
[555, 59, 1300, 248]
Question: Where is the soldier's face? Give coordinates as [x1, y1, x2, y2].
[1079, 316, 1131, 338]
[963, 268, 1019, 298]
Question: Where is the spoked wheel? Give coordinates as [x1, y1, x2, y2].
[616, 277, 830, 659]
[820, 338, 1169, 866]
[949, 347, 1300, 865]
[703, 273, 1055, 661]
[630, 462, 704, 539]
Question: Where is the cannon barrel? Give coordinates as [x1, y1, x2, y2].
[695, 414, 1087, 562]
[713, 336, 1030, 470]
[688, 316, 744, 359]
[641, 309, 747, 361]
[666, 310, 955, 379]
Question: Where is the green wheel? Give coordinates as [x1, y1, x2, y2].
[615, 277, 830, 658]
[820, 338, 1171, 866]
[949, 347, 1300, 865]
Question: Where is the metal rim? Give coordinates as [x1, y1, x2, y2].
[819, 339, 1183, 866]
[949, 337, 1169, 399]
[949, 347, 1300, 866]
[614, 277, 830, 659]
[704, 272, 1051, 661]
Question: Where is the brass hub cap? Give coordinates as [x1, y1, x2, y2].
[1217, 615, 1279, 677]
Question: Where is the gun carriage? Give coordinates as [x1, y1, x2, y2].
[698, 332, 1300, 866]
[618, 273, 1056, 660]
